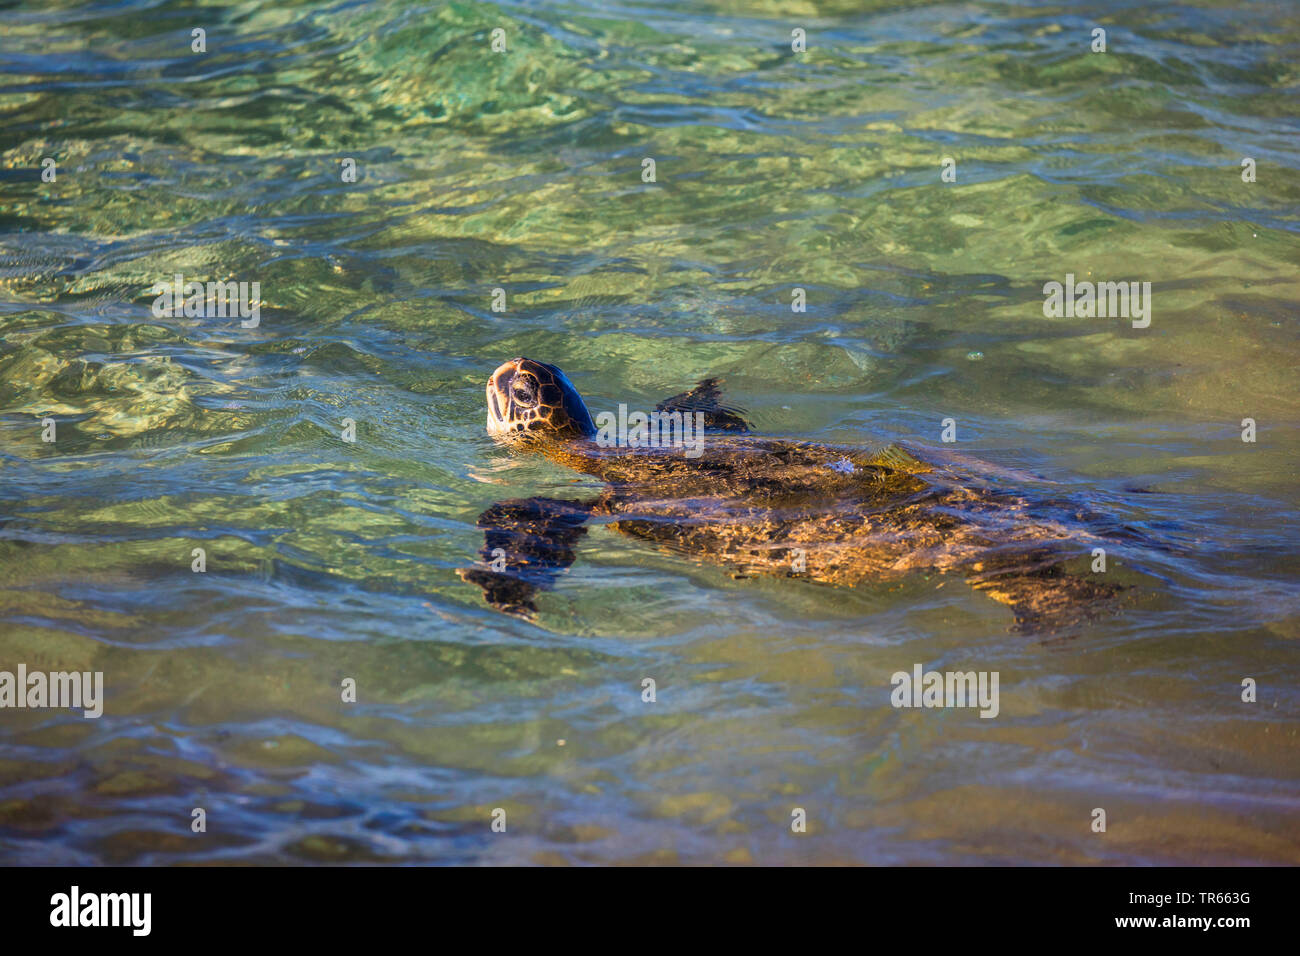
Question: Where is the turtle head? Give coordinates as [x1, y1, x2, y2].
[485, 358, 596, 442]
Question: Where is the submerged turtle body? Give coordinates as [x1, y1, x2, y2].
[459, 358, 1121, 631]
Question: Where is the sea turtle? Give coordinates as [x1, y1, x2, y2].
[458, 357, 1126, 631]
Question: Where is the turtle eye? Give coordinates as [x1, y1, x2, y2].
[511, 377, 537, 407]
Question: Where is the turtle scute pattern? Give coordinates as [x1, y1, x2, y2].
[571, 436, 1120, 632]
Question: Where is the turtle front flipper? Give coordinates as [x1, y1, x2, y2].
[656, 377, 752, 433]
[457, 496, 593, 617]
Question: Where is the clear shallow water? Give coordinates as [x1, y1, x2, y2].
[0, 0, 1297, 864]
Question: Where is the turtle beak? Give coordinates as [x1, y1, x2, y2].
[485, 359, 522, 437]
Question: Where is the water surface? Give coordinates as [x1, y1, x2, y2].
[1, 0, 1298, 864]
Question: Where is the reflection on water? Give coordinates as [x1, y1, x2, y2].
[0, 0, 1298, 864]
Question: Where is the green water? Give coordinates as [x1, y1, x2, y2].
[0, 0, 1297, 864]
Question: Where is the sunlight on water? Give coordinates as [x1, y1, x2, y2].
[0, 0, 1297, 864]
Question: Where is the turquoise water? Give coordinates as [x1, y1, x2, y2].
[0, 0, 1298, 864]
